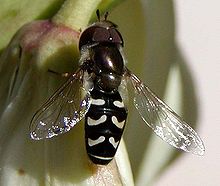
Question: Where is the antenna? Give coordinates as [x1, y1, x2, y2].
[104, 11, 109, 20]
[96, 9, 100, 21]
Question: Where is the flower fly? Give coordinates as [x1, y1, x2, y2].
[30, 10, 205, 165]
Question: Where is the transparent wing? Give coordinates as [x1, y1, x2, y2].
[125, 68, 205, 155]
[118, 74, 129, 109]
[30, 68, 92, 140]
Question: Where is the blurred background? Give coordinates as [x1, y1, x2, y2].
[155, 1, 220, 186]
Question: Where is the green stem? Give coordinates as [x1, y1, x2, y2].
[52, 0, 102, 30]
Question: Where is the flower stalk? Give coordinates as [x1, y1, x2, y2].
[52, 0, 102, 30]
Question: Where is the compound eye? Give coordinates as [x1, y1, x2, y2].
[109, 29, 123, 45]
[93, 28, 111, 42]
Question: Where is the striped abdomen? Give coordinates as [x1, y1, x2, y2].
[85, 87, 127, 165]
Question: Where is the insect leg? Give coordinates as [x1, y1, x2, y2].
[48, 69, 71, 78]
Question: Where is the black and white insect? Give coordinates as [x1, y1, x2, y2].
[30, 10, 205, 165]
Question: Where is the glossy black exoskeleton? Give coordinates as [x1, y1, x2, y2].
[30, 10, 205, 165]
[78, 11, 128, 164]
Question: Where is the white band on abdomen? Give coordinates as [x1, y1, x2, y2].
[91, 98, 105, 105]
[88, 154, 113, 160]
[87, 115, 107, 126]
[88, 136, 105, 146]
[109, 137, 119, 149]
[113, 100, 124, 108]
[111, 116, 125, 129]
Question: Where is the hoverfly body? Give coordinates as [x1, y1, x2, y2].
[30, 10, 205, 165]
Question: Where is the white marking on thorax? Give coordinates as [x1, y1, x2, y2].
[87, 115, 107, 126]
[109, 137, 119, 149]
[88, 136, 105, 146]
[111, 116, 125, 129]
[92, 98, 105, 105]
[113, 100, 124, 108]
